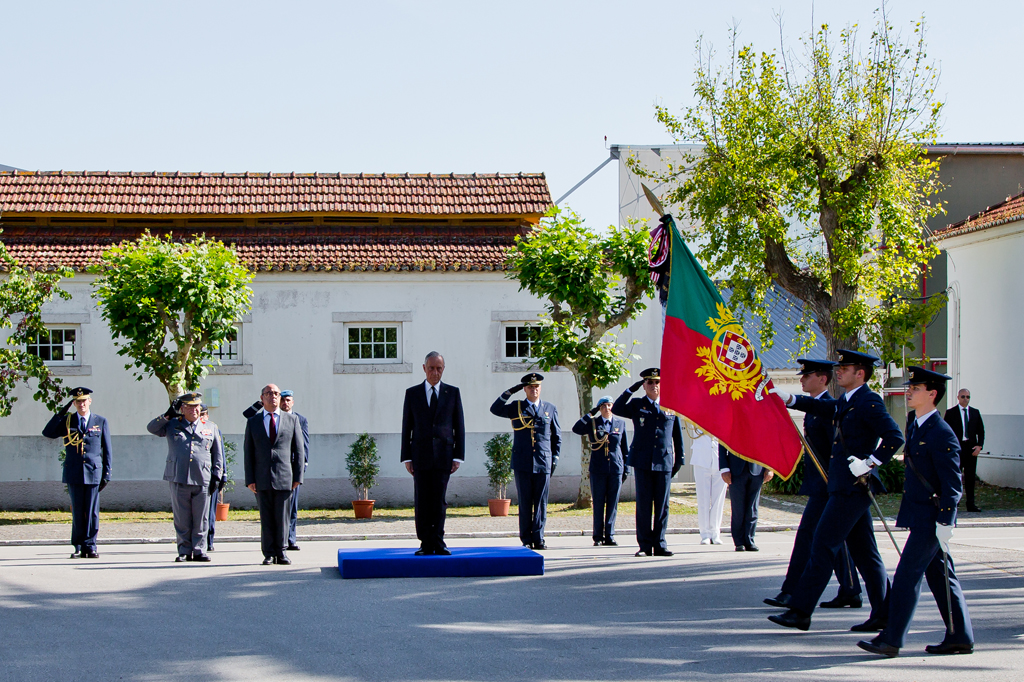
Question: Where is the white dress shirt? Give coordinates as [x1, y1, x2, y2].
[916, 408, 938, 428]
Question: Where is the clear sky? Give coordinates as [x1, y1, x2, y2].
[1, 1, 1018, 228]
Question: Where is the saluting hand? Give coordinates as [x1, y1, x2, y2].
[505, 384, 526, 395]
[628, 380, 645, 393]
[589, 405, 600, 416]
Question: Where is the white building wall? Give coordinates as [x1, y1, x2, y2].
[944, 219, 1024, 488]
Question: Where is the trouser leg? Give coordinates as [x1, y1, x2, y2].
[651, 471, 671, 551]
[634, 469, 654, 551]
[514, 472, 533, 546]
[192, 485, 210, 555]
[83, 484, 100, 551]
[288, 484, 300, 546]
[256, 490, 275, 558]
[836, 542, 863, 597]
[605, 472, 622, 540]
[924, 547, 975, 645]
[591, 473, 607, 542]
[783, 494, 827, 594]
[878, 528, 934, 648]
[694, 466, 713, 540]
[744, 474, 763, 546]
[845, 508, 890, 620]
[729, 475, 747, 547]
[531, 473, 550, 545]
[169, 482, 194, 557]
[67, 484, 85, 550]
[207, 489, 217, 546]
[961, 454, 978, 508]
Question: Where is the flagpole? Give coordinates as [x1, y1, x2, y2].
[790, 419, 828, 485]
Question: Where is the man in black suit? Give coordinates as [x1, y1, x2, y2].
[42, 387, 112, 559]
[244, 383, 305, 565]
[944, 388, 985, 512]
[401, 351, 466, 556]
[719, 444, 773, 551]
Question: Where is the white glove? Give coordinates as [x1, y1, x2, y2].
[936, 523, 954, 554]
[847, 456, 872, 478]
[769, 387, 792, 404]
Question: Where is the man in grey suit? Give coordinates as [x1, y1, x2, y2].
[244, 384, 305, 565]
[148, 392, 225, 562]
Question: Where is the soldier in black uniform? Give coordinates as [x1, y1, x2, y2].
[765, 359, 862, 609]
[612, 368, 684, 557]
[42, 387, 112, 559]
[768, 350, 904, 632]
[857, 366, 975, 657]
[490, 373, 561, 550]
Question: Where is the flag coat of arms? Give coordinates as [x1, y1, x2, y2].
[658, 218, 803, 479]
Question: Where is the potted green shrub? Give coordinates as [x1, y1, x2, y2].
[484, 433, 514, 516]
[215, 439, 237, 521]
[346, 432, 380, 518]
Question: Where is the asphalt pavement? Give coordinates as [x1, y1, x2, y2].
[1, 526, 1021, 681]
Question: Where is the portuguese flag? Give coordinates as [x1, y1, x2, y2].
[659, 216, 803, 479]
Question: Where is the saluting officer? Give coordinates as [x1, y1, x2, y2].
[612, 368, 684, 557]
[857, 367, 975, 657]
[572, 395, 629, 547]
[490, 373, 561, 550]
[765, 359, 863, 609]
[148, 392, 225, 563]
[768, 349, 904, 632]
[42, 387, 112, 559]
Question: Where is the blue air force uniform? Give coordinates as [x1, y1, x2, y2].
[781, 351, 904, 625]
[572, 397, 629, 545]
[612, 368, 684, 556]
[490, 373, 561, 548]
[776, 360, 862, 605]
[869, 367, 974, 654]
[41, 387, 112, 558]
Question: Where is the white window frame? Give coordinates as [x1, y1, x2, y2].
[501, 322, 539, 361]
[208, 324, 242, 366]
[25, 325, 81, 366]
[344, 323, 403, 364]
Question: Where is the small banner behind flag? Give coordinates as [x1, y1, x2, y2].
[658, 216, 803, 479]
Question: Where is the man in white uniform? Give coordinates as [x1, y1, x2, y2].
[690, 430, 726, 545]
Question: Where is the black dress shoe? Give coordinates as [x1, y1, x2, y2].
[850, 617, 888, 632]
[176, 555, 189, 563]
[735, 545, 746, 551]
[925, 641, 973, 655]
[857, 638, 900, 657]
[653, 549, 674, 557]
[745, 544, 759, 552]
[435, 547, 452, 556]
[70, 550, 82, 559]
[967, 506, 982, 513]
[192, 553, 212, 562]
[820, 594, 863, 609]
[532, 542, 547, 550]
[764, 592, 792, 608]
[206, 542, 215, 552]
[768, 609, 811, 631]
[414, 548, 431, 556]
[602, 539, 618, 546]
[287, 543, 300, 551]
[262, 556, 275, 565]
[277, 552, 292, 565]
[635, 550, 652, 557]
[594, 540, 602, 547]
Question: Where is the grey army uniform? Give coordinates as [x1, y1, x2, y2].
[148, 414, 225, 558]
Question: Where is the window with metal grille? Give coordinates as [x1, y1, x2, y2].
[503, 324, 537, 359]
[346, 324, 401, 363]
[210, 327, 240, 364]
[26, 327, 78, 365]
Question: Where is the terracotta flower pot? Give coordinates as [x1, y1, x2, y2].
[215, 503, 230, 522]
[488, 498, 511, 517]
[352, 499, 375, 519]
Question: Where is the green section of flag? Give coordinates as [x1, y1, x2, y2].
[664, 219, 721, 340]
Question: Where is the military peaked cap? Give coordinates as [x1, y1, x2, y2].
[178, 392, 203, 406]
[521, 373, 544, 385]
[797, 359, 837, 375]
[836, 349, 879, 366]
[69, 387, 93, 400]
[640, 367, 661, 380]
[903, 366, 952, 385]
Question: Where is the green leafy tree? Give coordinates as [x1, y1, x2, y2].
[505, 206, 655, 507]
[346, 433, 380, 501]
[0, 234, 73, 416]
[484, 433, 514, 499]
[636, 8, 946, 370]
[90, 233, 253, 401]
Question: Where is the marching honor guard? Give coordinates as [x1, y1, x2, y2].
[857, 367, 974, 657]
[490, 373, 561, 550]
[572, 395, 629, 546]
[612, 368, 684, 557]
[765, 359, 862, 609]
[768, 349, 903, 632]
[148, 392, 225, 563]
[42, 387, 112, 559]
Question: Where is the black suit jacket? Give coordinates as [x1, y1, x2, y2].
[943, 405, 984, 450]
[243, 411, 305, 491]
[717, 444, 764, 479]
[401, 382, 466, 471]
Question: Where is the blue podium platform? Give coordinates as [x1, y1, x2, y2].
[337, 546, 544, 579]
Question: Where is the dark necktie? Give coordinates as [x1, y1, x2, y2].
[79, 416, 87, 433]
[962, 408, 969, 441]
[429, 386, 437, 410]
[268, 413, 277, 442]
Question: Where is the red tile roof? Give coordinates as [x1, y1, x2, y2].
[930, 190, 1024, 242]
[0, 171, 551, 217]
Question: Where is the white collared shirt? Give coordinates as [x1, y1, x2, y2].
[77, 412, 91, 429]
[844, 384, 864, 402]
[916, 408, 938, 428]
[263, 408, 283, 437]
[527, 398, 541, 409]
[424, 379, 442, 404]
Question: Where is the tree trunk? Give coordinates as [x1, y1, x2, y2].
[572, 370, 594, 509]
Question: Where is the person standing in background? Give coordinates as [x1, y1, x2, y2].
[689, 429, 726, 546]
[279, 390, 309, 551]
[572, 396, 629, 547]
[943, 388, 985, 512]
